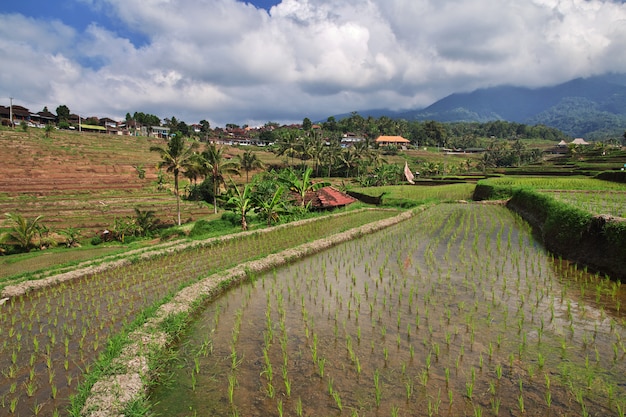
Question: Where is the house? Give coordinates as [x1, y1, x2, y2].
[99, 118, 119, 129]
[0, 105, 31, 125]
[341, 132, 365, 147]
[546, 138, 590, 155]
[571, 138, 590, 146]
[294, 186, 357, 210]
[68, 114, 82, 125]
[151, 126, 171, 139]
[34, 110, 56, 125]
[375, 135, 410, 147]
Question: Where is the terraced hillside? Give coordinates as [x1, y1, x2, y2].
[0, 128, 210, 236]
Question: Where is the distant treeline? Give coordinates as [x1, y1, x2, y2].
[318, 113, 569, 148]
[122, 109, 571, 148]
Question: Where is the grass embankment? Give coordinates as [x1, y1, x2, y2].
[350, 183, 476, 207]
[474, 176, 626, 280]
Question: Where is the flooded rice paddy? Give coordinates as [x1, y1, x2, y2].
[151, 204, 626, 416]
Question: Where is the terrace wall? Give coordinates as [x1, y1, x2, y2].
[505, 188, 626, 281]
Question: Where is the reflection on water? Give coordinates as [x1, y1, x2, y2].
[151, 204, 626, 416]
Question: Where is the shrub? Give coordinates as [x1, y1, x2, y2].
[595, 170, 626, 183]
[159, 227, 185, 240]
[472, 182, 516, 201]
[91, 236, 103, 246]
[221, 211, 240, 226]
[188, 218, 241, 238]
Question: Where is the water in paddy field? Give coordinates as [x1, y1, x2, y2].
[150, 204, 626, 417]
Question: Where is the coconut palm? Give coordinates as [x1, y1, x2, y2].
[4, 213, 44, 252]
[201, 143, 240, 214]
[321, 138, 342, 177]
[276, 130, 299, 166]
[339, 147, 359, 178]
[150, 136, 198, 226]
[134, 207, 158, 236]
[238, 150, 264, 183]
[309, 130, 326, 176]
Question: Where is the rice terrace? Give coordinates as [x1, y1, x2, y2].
[1, 124, 626, 417]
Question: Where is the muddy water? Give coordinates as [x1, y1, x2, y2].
[151, 204, 626, 416]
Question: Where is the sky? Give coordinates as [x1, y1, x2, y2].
[1, 0, 626, 127]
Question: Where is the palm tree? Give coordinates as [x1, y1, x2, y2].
[276, 130, 299, 166]
[238, 150, 264, 183]
[321, 138, 342, 177]
[150, 136, 198, 226]
[201, 143, 240, 214]
[339, 147, 359, 178]
[134, 207, 158, 236]
[309, 130, 326, 176]
[4, 213, 44, 252]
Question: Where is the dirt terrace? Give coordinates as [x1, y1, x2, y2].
[0, 129, 210, 234]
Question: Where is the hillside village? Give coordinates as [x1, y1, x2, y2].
[0, 103, 285, 143]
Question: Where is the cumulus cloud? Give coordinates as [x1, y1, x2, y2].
[1, 0, 625, 126]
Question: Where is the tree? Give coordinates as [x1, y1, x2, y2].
[259, 129, 276, 145]
[238, 150, 265, 183]
[149, 136, 199, 226]
[201, 143, 240, 214]
[308, 130, 326, 176]
[225, 181, 255, 231]
[324, 116, 338, 132]
[4, 213, 44, 252]
[56, 105, 70, 122]
[199, 120, 211, 138]
[134, 207, 158, 236]
[321, 137, 342, 177]
[44, 124, 54, 138]
[255, 185, 287, 226]
[302, 117, 312, 131]
[279, 167, 329, 208]
[276, 130, 299, 166]
[339, 147, 359, 177]
[59, 227, 80, 248]
[424, 120, 447, 148]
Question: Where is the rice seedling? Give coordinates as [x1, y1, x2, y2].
[130, 202, 626, 417]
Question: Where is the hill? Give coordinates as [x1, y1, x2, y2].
[335, 74, 626, 140]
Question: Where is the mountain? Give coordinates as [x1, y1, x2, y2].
[342, 74, 626, 139]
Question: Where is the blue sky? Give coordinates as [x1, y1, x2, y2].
[1, 0, 626, 126]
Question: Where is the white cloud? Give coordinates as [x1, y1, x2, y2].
[1, 0, 626, 125]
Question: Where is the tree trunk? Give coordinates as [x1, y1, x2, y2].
[213, 178, 218, 214]
[174, 173, 181, 226]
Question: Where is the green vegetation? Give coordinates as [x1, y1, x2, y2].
[0, 208, 400, 417]
[474, 176, 626, 280]
[150, 204, 626, 417]
[2, 117, 626, 416]
[150, 135, 199, 225]
[351, 183, 475, 207]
